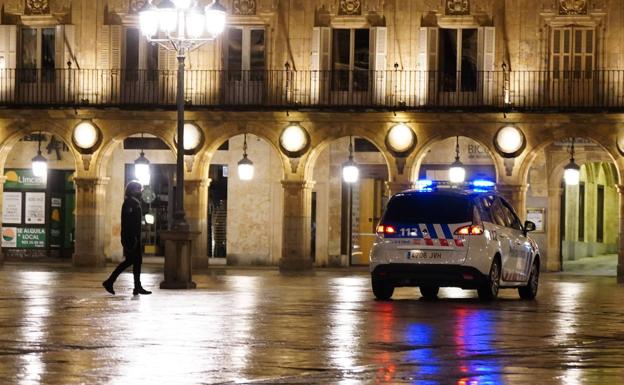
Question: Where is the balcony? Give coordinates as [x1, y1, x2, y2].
[0, 69, 623, 111]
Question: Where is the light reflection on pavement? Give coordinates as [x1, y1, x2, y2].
[0, 264, 623, 384]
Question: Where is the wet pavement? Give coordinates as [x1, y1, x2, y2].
[1, 263, 624, 384]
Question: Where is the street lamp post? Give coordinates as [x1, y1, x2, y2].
[139, 0, 226, 231]
[139, 0, 226, 289]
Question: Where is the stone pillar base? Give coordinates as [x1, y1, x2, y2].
[160, 230, 200, 289]
[73, 254, 106, 268]
[618, 264, 624, 284]
[279, 257, 314, 274]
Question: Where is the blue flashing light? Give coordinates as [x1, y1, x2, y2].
[471, 180, 496, 188]
[416, 179, 434, 190]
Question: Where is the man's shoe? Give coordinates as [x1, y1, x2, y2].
[133, 287, 152, 295]
[102, 280, 115, 295]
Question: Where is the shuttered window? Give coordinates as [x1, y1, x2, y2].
[552, 27, 594, 79]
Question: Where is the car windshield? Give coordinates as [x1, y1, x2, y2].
[382, 193, 473, 224]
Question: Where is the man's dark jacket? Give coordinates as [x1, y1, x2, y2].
[121, 196, 142, 257]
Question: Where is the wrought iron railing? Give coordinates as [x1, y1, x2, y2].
[1, 69, 624, 111]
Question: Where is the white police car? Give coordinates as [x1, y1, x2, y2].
[370, 180, 540, 301]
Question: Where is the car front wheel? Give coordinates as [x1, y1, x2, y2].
[372, 277, 394, 300]
[478, 258, 501, 301]
[518, 261, 539, 300]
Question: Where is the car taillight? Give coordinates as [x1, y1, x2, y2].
[376, 225, 396, 236]
[454, 225, 484, 235]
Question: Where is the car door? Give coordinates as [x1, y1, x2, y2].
[490, 198, 515, 281]
[499, 198, 532, 282]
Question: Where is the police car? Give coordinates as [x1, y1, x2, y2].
[370, 180, 540, 301]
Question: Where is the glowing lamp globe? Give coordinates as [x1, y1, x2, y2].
[31, 153, 48, 178]
[449, 160, 466, 184]
[238, 155, 254, 181]
[564, 162, 581, 186]
[342, 160, 359, 184]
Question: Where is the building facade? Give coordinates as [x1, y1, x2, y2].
[0, 0, 623, 281]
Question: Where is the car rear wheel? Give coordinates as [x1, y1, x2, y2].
[477, 258, 501, 301]
[372, 277, 394, 300]
[419, 285, 439, 300]
[518, 261, 539, 300]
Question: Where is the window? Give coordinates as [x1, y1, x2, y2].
[597, 185, 604, 243]
[382, 195, 473, 224]
[578, 182, 585, 241]
[124, 27, 158, 82]
[20, 27, 55, 82]
[498, 198, 523, 231]
[552, 27, 594, 79]
[439, 28, 478, 92]
[331, 28, 369, 92]
[225, 26, 265, 81]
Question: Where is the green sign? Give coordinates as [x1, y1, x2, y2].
[3, 169, 46, 190]
[1, 227, 46, 248]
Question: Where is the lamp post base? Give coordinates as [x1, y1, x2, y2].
[159, 230, 200, 290]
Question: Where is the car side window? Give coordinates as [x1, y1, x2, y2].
[499, 198, 523, 231]
[489, 198, 507, 227]
[475, 196, 494, 223]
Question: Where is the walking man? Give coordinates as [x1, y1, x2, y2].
[103, 180, 152, 295]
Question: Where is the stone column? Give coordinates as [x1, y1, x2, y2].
[279, 180, 315, 272]
[617, 185, 624, 283]
[385, 181, 413, 196]
[184, 178, 210, 269]
[497, 184, 528, 220]
[73, 177, 109, 267]
[0, 176, 6, 266]
[546, 187, 563, 272]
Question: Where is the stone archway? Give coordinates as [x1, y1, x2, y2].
[0, 122, 81, 263]
[96, 126, 178, 265]
[304, 133, 394, 267]
[521, 136, 622, 274]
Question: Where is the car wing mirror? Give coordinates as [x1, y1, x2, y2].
[523, 220, 536, 235]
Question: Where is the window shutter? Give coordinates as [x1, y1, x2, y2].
[110, 25, 122, 70]
[371, 27, 387, 104]
[311, 27, 320, 71]
[0, 25, 17, 69]
[310, 27, 330, 104]
[0, 25, 17, 101]
[478, 27, 495, 103]
[478, 27, 495, 72]
[55, 25, 75, 69]
[418, 27, 438, 105]
[320, 27, 331, 71]
[97, 25, 111, 69]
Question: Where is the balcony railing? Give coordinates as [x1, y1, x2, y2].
[1, 69, 624, 111]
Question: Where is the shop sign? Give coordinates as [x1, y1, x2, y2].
[2, 227, 46, 248]
[3, 169, 46, 189]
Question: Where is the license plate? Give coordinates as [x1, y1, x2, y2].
[407, 250, 443, 260]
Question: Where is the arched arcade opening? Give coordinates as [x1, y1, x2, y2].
[1, 131, 78, 260]
[524, 137, 620, 274]
[309, 136, 391, 267]
[204, 133, 284, 266]
[99, 132, 176, 262]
